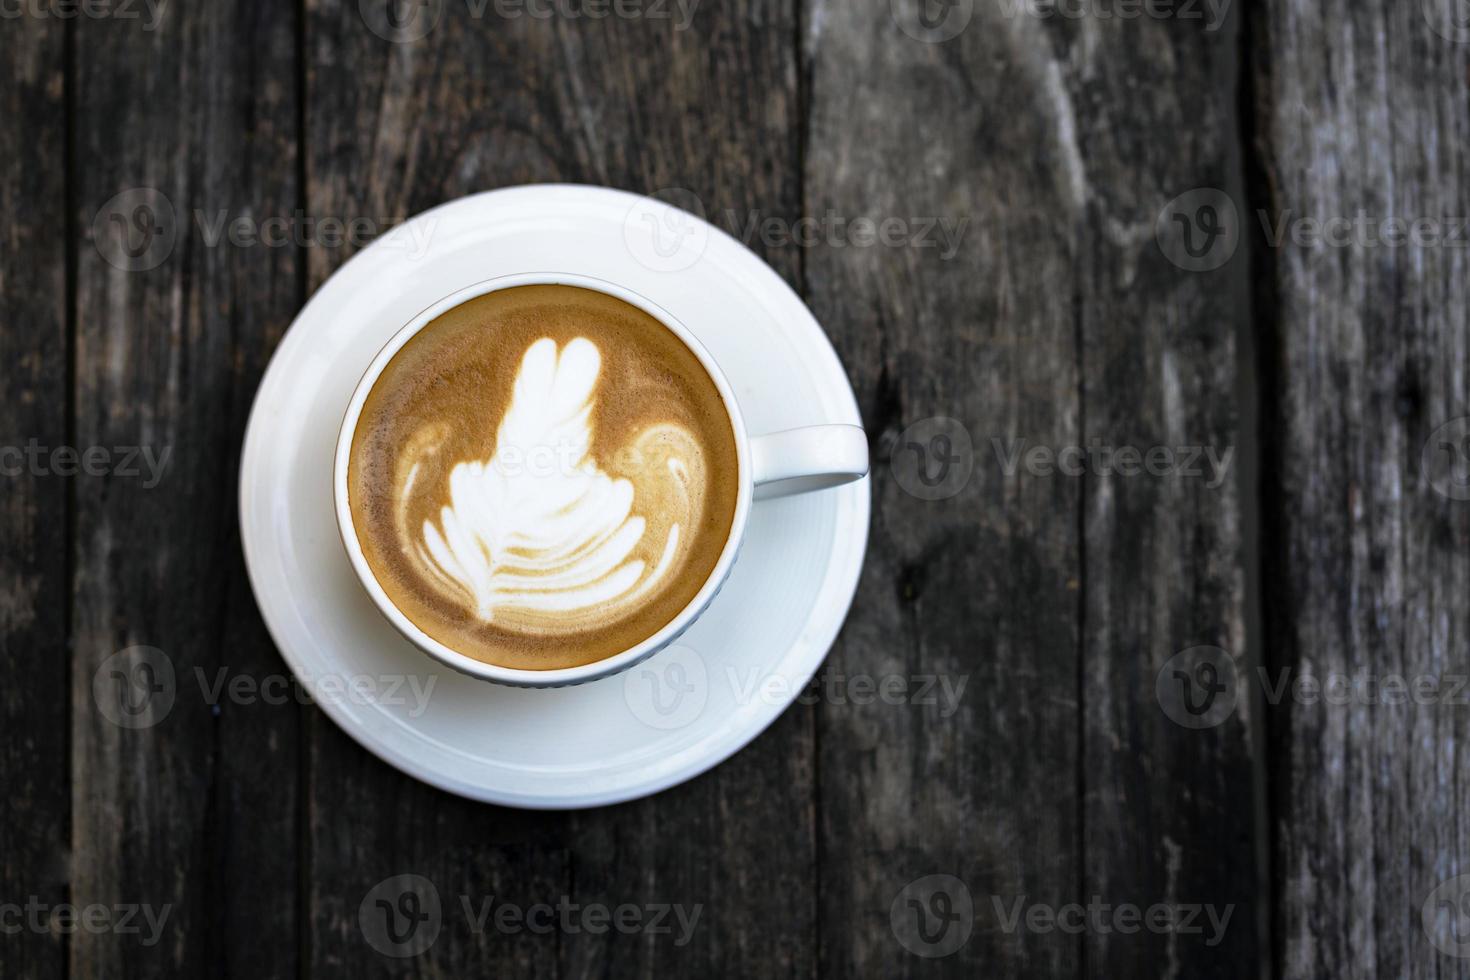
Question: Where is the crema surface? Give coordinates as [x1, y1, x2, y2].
[348, 285, 740, 670]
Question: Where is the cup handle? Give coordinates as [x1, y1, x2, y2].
[749, 424, 869, 500]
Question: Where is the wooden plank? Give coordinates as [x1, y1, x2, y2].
[302, 1, 813, 975]
[1254, 1, 1470, 977]
[69, 2, 302, 976]
[804, 2, 1082, 975]
[1074, 13, 1260, 980]
[0, 15, 70, 980]
[806, 2, 1258, 976]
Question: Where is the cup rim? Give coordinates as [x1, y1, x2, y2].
[332, 271, 754, 687]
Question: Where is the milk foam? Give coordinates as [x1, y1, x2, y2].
[403, 337, 703, 632]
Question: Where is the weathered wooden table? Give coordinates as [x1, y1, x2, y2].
[4, 0, 1469, 976]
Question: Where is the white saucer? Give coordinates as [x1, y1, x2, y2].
[238, 184, 870, 808]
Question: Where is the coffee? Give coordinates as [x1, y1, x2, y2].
[347, 284, 740, 670]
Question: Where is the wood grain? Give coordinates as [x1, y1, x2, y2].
[1253, 1, 1470, 977]
[805, 0, 1258, 975]
[804, 1, 1083, 974]
[3, 0, 1466, 976]
[1073, 10, 1260, 979]
[302, 1, 813, 974]
[69, 1, 302, 976]
[0, 15, 69, 980]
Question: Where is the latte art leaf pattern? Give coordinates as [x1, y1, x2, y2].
[349, 284, 740, 668]
[410, 337, 698, 630]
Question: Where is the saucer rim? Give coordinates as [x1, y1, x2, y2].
[238, 182, 871, 809]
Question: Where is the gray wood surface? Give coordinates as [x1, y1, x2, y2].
[807, 1, 1257, 976]
[805, 2, 1084, 975]
[68, 3, 302, 977]
[0, 0, 1466, 977]
[1253, 1, 1470, 977]
[0, 13, 69, 980]
[303, 1, 814, 976]
[1073, 9, 1259, 979]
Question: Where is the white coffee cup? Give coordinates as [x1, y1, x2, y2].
[334, 272, 868, 688]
